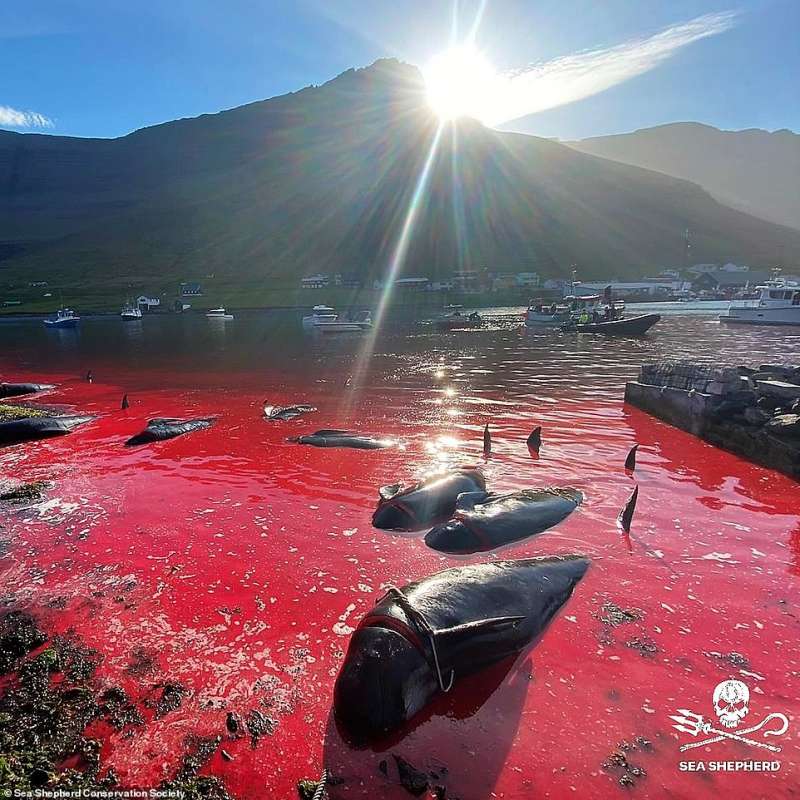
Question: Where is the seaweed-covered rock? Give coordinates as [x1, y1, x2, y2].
[0, 612, 46, 673]
[0, 481, 50, 505]
[154, 682, 186, 718]
[0, 405, 52, 422]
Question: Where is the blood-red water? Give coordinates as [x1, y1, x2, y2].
[1, 313, 798, 798]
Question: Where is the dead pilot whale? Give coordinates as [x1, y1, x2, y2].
[0, 415, 95, 447]
[125, 417, 216, 446]
[288, 429, 395, 449]
[334, 555, 589, 742]
[0, 383, 54, 399]
[423, 488, 582, 555]
[264, 403, 317, 421]
[372, 468, 486, 531]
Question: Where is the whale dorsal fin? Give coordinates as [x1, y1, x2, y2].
[434, 615, 525, 647]
[379, 483, 403, 501]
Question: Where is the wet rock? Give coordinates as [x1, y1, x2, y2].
[153, 682, 186, 718]
[0, 611, 46, 673]
[393, 755, 429, 796]
[99, 686, 143, 730]
[0, 480, 49, 505]
[596, 602, 643, 628]
[744, 407, 771, 426]
[125, 647, 158, 677]
[161, 734, 232, 800]
[602, 737, 652, 788]
[765, 414, 800, 440]
[705, 650, 750, 670]
[625, 636, 658, 658]
[225, 711, 241, 736]
[245, 708, 276, 748]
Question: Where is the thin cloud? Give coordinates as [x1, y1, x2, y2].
[486, 11, 739, 126]
[0, 105, 53, 129]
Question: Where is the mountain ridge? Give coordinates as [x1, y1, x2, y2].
[2, 60, 799, 298]
[568, 122, 800, 230]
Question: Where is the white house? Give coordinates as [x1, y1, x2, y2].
[137, 295, 160, 310]
[301, 274, 329, 289]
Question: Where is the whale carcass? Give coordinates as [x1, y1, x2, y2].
[288, 429, 395, 450]
[0, 383, 54, 399]
[125, 417, 216, 446]
[372, 468, 486, 531]
[423, 488, 582, 554]
[0, 415, 95, 447]
[264, 404, 317, 421]
[334, 556, 589, 741]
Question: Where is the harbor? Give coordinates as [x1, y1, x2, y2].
[1, 311, 799, 798]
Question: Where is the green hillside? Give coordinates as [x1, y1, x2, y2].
[2, 59, 800, 312]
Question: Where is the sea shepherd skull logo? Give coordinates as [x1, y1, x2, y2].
[671, 680, 789, 753]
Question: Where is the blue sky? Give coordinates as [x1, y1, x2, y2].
[1, 0, 797, 139]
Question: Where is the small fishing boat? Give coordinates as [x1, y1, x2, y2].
[121, 301, 142, 321]
[524, 295, 601, 327]
[43, 308, 80, 328]
[206, 307, 234, 320]
[562, 313, 661, 336]
[719, 275, 800, 326]
[302, 305, 371, 332]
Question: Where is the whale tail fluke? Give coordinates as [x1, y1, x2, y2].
[625, 444, 639, 471]
[527, 426, 542, 452]
[121, 394, 129, 410]
[618, 485, 639, 532]
[483, 424, 491, 456]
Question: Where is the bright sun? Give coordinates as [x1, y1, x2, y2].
[423, 45, 498, 123]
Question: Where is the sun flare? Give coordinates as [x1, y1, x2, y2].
[423, 45, 498, 123]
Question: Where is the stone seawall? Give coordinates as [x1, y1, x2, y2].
[625, 362, 800, 481]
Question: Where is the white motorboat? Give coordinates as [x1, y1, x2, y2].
[719, 276, 800, 326]
[206, 307, 234, 320]
[121, 301, 143, 321]
[43, 308, 80, 328]
[302, 305, 371, 332]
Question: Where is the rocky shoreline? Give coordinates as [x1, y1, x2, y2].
[625, 361, 800, 480]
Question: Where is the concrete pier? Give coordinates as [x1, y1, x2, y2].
[625, 362, 800, 481]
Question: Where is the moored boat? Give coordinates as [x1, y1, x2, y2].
[562, 313, 661, 336]
[43, 308, 80, 328]
[302, 305, 371, 332]
[206, 307, 234, 320]
[121, 301, 143, 321]
[719, 276, 800, 326]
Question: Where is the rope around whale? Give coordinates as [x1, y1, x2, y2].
[383, 586, 455, 692]
[311, 768, 328, 800]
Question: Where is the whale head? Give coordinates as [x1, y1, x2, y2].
[334, 626, 431, 742]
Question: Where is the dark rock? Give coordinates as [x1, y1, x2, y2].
[225, 711, 240, 736]
[0, 611, 47, 673]
[245, 708, 276, 748]
[154, 682, 186, 718]
[765, 414, 800, 440]
[744, 407, 771, 426]
[393, 755, 429, 796]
